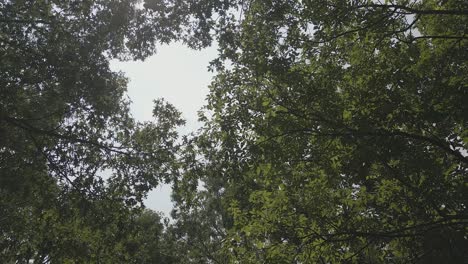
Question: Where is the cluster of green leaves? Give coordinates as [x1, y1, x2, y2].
[168, 0, 468, 263]
[0, 0, 184, 262]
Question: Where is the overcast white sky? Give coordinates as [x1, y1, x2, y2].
[111, 42, 217, 216]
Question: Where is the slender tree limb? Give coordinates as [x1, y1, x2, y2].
[354, 4, 468, 16]
[411, 35, 468, 41]
[2, 115, 132, 156]
[0, 18, 53, 24]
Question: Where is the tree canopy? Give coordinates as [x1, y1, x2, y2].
[168, 0, 468, 262]
[1, 0, 183, 261]
[1, 0, 467, 263]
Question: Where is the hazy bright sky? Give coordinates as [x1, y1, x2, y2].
[111, 42, 217, 216]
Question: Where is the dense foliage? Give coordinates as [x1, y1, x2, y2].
[1, 0, 467, 263]
[1, 0, 182, 262]
[168, 0, 468, 263]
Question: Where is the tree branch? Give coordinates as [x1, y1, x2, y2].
[0, 18, 53, 24]
[2, 115, 132, 156]
[411, 35, 468, 41]
[355, 4, 468, 16]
